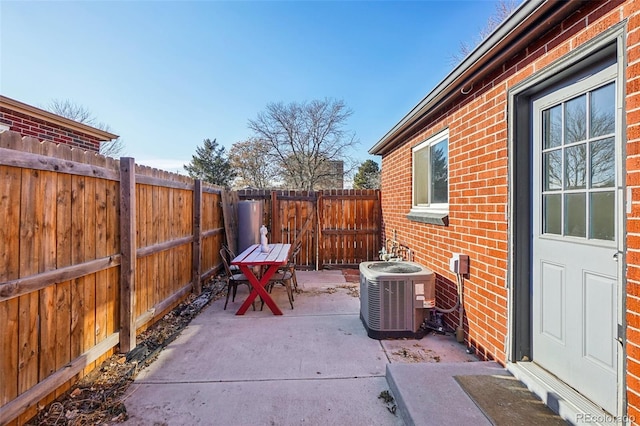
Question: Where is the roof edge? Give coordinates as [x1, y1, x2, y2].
[0, 95, 119, 141]
[369, 0, 578, 156]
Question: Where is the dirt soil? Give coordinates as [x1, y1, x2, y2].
[25, 269, 358, 426]
[341, 267, 360, 283]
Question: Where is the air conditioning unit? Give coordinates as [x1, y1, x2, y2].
[360, 261, 435, 339]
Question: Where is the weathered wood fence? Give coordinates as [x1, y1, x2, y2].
[0, 130, 382, 425]
[0, 132, 225, 425]
[237, 188, 381, 269]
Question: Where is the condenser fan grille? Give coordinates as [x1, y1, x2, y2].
[367, 262, 421, 274]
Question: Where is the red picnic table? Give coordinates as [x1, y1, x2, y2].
[231, 243, 291, 315]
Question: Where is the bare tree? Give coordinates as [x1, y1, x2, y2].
[247, 98, 359, 191]
[449, 0, 519, 65]
[98, 137, 126, 158]
[48, 99, 96, 125]
[228, 138, 279, 189]
[545, 101, 615, 191]
[46, 98, 125, 158]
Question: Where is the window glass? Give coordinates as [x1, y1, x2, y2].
[543, 194, 562, 235]
[430, 140, 448, 204]
[564, 144, 586, 190]
[590, 83, 615, 137]
[543, 150, 562, 190]
[413, 148, 429, 205]
[565, 193, 586, 237]
[412, 130, 449, 210]
[590, 192, 615, 240]
[590, 137, 615, 188]
[565, 94, 586, 143]
[543, 105, 562, 149]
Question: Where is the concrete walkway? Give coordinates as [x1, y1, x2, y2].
[121, 270, 505, 426]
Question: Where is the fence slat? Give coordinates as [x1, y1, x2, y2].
[221, 190, 238, 255]
[0, 164, 21, 406]
[0, 298, 19, 406]
[38, 169, 58, 383]
[193, 180, 202, 294]
[95, 177, 108, 352]
[83, 177, 97, 359]
[18, 168, 40, 397]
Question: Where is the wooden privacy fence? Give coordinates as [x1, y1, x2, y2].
[237, 189, 381, 269]
[0, 131, 225, 425]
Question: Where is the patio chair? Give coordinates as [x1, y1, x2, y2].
[220, 248, 254, 311]
[279, 241, 301, 294]
[265, 268, 295, 310]
[222, 244, 240, 273]
[261, 242, 298, 309]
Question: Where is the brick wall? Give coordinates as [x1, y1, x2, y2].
[625, 0, 640, 420]
[379, 0, 640, 408]
[0, 106, 103, 152]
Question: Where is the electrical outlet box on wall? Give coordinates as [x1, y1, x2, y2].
[449, 253, 469, 274]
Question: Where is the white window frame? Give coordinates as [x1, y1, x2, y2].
[0, 124, 9, 132]
[411, 128, 449, 215]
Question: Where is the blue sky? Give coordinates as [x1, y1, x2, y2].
[1, 1, 504, 175]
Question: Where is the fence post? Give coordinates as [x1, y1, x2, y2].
[316, 192, 321, 270]
[192, 179, 202, 294]
[376, 189, 382, 257]
[119, 157, 136, 353]
[270, 190, 279, 243]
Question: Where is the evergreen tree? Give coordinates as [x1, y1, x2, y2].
[353, 159, 380, 189]
[184, 138, 236, 187]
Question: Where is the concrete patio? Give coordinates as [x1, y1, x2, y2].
[120, 270, 507, 425]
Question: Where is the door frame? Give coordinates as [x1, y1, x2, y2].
[506, 22, 627, 416]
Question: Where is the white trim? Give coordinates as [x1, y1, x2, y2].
[507, 22, 626, 418]
[0, 124, 9, 132]
[411, 128, 449, 214]
[507, 362, 621, 425]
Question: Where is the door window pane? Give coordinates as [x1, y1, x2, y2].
[590, 83, 615, 137]
[564, 144, 586, 189]
[565, 94, 587, 143]
[544, 150, 562, 190]
[543, 194, 562, 235]
[590, 137, 615, 188]
[565, 193, 586, 237]
[539, 80, 616, 243]
[590, 192, 615, 240]
[543, 105, 562, 149]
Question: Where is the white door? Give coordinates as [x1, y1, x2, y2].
[532, 64, 620, 415]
